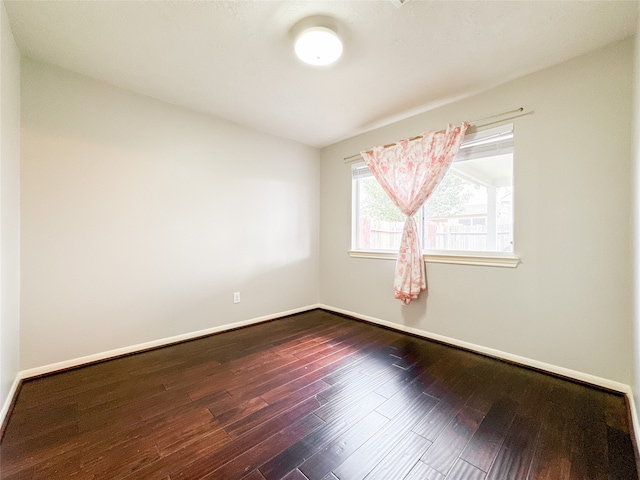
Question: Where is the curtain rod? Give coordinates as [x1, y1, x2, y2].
[343, 107, 525, 163]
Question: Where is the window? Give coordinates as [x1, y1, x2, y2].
[351, 124, 515, 264]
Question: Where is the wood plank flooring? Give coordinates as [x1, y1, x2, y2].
[0, 309, 637, 479]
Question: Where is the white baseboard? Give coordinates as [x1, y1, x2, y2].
[21, 301, 628, 393]
[318, 304, 630, 393]
[5, 303, 639, 455]
[626, 386, 640, 450]
[319, 304, 640, 455]
[0, 374, 21, 429]
[0, 304, 320, 429]
[20, 304, 321, 380]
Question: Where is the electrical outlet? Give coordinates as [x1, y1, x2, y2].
[233, 292, 240, 304]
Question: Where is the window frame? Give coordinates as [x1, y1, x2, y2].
[348, 124, 520, 268]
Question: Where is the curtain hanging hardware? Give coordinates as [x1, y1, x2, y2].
[344, 107, 526, 163]
[373, 107, 522, 150]
[467, 106, 524, 127]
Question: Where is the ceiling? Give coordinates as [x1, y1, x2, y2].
[4, 0, 638, 148]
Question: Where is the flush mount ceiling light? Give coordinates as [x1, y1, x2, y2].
[294, 26, 343, 66]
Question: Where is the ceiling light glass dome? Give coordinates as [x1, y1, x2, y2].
[294, 26, 343, 66]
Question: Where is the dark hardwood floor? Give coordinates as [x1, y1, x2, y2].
[0, 309, 637, 479]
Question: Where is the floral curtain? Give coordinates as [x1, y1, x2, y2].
[361, 123, 469, 304]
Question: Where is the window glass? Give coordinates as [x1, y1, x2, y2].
[352, 124, 513, 254]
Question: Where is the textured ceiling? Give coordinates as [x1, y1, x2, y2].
[5, 0, 638, 148]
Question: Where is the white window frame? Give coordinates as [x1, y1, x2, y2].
[348, 124, 520, 268]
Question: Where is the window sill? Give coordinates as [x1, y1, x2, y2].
[348, 250, 520, 268]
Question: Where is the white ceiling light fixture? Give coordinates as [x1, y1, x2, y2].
[294, 26, 343, 66]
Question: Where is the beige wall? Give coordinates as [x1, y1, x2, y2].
[320, 38, 634, 385]
[20, 58, 320, 370]
[0, 1, 21, 413]
[633, 9, 640, 418]
[13, 28, 639, 396]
